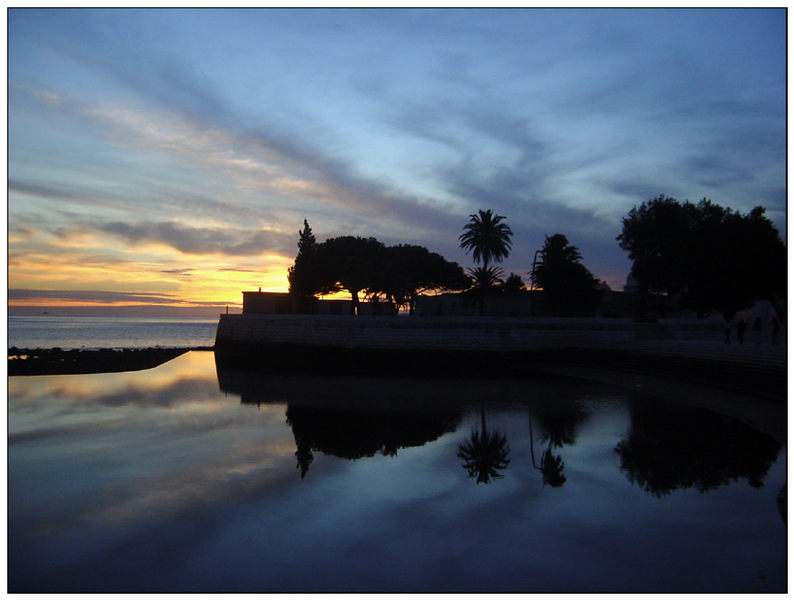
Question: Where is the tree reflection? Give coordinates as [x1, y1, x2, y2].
[293, 437, 313, 479]
[615, 397, 781, 497]
[527, 399, 590, 487]
[528, 413, 566, 487]
[531, 398, 589, 448]
[539, 447, 567, 487]
[458, 406, 511, 484]
[285, 403, 461, 479]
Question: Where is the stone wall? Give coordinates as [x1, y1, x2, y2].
[215, 314, 650, 352]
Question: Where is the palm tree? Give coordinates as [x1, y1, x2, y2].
[459, 209, 514, 271]
[536, 234, 582, 272]
[467, 265, 504, 291]
[534, 233, 599, 316]
[463, 265, 504, 316]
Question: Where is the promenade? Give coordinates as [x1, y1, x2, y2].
[618, 338, 786, 368]
[534, 338, 787, 444]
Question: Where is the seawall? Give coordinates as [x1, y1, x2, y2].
[215, 314, 724, 352]
[214, 314, 785, 401]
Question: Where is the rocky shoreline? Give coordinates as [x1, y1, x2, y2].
[8, 346, 213, 376]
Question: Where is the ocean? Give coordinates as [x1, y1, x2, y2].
[7, 315, 219, 350]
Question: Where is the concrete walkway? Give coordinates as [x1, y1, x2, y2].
[534, 340, 787, 444]
[526, 337, 787, 409]
[616, 339, 787, 368]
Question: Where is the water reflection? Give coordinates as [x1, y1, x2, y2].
[529, 417, 566, 488]
[219, 363, 466, 479]
[457, 406, 511, 484]
[285, 404, 461, 478]
[217, 360, 782, 500]
[7, 352, 787, 593]
[615, 397, 782, 497]
[527, 397, 591, 487]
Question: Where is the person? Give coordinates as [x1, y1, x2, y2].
[723, 315, 731, 345]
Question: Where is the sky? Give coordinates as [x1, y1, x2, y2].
[8, 8, 787, 315]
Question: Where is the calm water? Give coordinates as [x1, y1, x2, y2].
[8, 351, 786, 593]
[8, 315, 219, 349]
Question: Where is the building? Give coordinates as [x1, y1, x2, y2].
[242, 291, 394, 316]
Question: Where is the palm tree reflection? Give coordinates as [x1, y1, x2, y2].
[528, 412, 567, 487]
[539, 446, 567, 487]
[458, 406, 511, 484]
[294, 438, 313, 479]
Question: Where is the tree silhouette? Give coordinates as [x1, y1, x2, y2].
[617, 196, 786, 317]
[462, 265, 505, 316]
[315, 236, 386, 314]
[377, 244, 469, 314]
[501, 273, 528, 295]
[458, 406, 511, 484]
[459, 209, 513, 272]
[467, 265, 504, 291]
[458, 208, 513, 317]
[296, 218, 316, 254]
[534, 233, 601, 316]
[288, 219, 327, 301]
[288, 224, 469, 315]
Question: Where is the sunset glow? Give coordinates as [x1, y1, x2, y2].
[9, 9, 785, 315]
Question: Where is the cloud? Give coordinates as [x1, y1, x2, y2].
[10, 178, 96, 202]
[9, 289, 180, 304]
[9, 288, 228, 307]
[219, 267, 260, 273]
[20, 83, 464, 245]
[7, 9, 786, 296]
[95, 220, 295, 257]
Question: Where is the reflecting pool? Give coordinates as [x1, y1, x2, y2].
[8, 351, 786, 592]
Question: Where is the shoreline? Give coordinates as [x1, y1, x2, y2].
[8, 346, 214, 376]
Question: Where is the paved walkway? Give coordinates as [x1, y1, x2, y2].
[616, 339, 787, 369]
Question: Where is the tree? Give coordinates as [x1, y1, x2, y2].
[617, 196, 786, 317]
[462, 266, 505, 316]
[287, 223, 469, 315]
[459, 209, 514, 271]
[378, 244, 469, 315]
[501, 273, 527, 295]
[315, 236, 386, 314]
[534, 233, 601, 316]
[288, 219, 329, 300]
[296, 218, 316, 254]
[467, 265, 504, 291]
